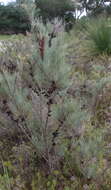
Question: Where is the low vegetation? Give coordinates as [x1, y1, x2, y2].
[0, 1, 111, 190]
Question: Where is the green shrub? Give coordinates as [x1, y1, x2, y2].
[86, 18, 111, 55]
[0, 161, 13, 190]
[0, 20, 88, 173]
[1, 8, 111, 188]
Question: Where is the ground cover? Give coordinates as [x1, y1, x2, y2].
[0, 18, 111, 190]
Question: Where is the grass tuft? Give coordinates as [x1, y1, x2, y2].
[86, 18, 111, 55]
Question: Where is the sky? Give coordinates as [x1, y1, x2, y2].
[0, 0, 15, 5]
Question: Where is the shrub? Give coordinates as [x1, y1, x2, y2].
[0, 20, 88, 172]
[1, 10, 111, 188]
[86, 18, 111, 55]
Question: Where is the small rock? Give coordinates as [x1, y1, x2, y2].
[83, 184, 89, 190]
[70, 176, 76, 181]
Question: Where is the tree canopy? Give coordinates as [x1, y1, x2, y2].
[35, 0, 75, 20]
[0, 4, 30, 34]
[79, 0, 111, 16]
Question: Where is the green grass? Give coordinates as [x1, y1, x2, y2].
[0, 34, 25, 41]
[0, 35, 12, 40]
[86, 18, 111, 55]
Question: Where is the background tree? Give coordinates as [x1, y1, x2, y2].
[35, 0, 75, 21]
[0, 4, 30, 34]
[34, 0, 76, 31]
[16, 0, 25, 6]
[79, 0, 111, 16]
